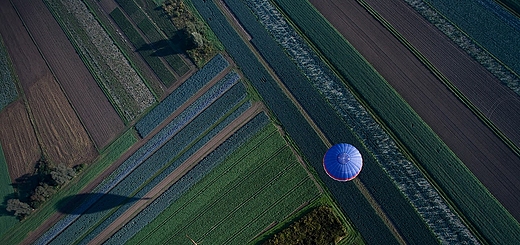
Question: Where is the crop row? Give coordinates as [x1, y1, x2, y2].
[35, 75, 241, 245]
[45, 79, 247, 245]
[0, 37, 18, 111]
[135, 53, 229, 137]
[107, 112, 270, 244]
[109, 7, 177, 86]
[45, 0, 156, 121]
[123, 117, 317, 244]
[31, 129, 138, 245]
[115, 0, 190, 78]
[78, 90, 250, 245]
[97, 70, 240, 192]
[405, 0, 520, 96]
[270, 0, 520, 243]
[243, 0, 476, 242]
[193, 0, 434, 243]
[129, 144, 316, 244]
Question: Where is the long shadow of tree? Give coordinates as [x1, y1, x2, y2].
[136, 30, 197, 57]
[55, 193, 149, 215]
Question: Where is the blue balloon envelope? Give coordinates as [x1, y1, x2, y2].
[323, 143, 363, 181]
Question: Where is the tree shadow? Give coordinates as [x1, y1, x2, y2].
[136, 30, 195, 57]
[55, 193, 149, 215]
[11, 173, 40, 202]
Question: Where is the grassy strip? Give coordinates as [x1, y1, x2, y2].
[357, 0, 520, 157]
[0, 144, 17, 236]
[44, 0, 155, 122]
[83, 0, 164, 99]
[0, 36, 18, 111]
[0, 129, 137, 245]
[115, 0, 190, 78]
[272, 0, 520, 243]
[109, 8, 177, 87]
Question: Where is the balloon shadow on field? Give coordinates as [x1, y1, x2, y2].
[55, 193, 149, 215]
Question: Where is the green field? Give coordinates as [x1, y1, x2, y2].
[271, 0, 520, 243]
[127, 123, 322, 244]
[0, 129, 138, 244]
[0, 144, 17, 236]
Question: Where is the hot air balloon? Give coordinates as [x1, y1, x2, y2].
[323, 143, 362, 181]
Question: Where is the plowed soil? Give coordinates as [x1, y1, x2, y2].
[309, 0, 520, 220]
[11, 0, 125, 149]
[0, 101, 41, 181]
[0, 0, 97, 170]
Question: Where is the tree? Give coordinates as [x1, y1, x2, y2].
[6, 199, 33, 220]
[50, 164, 76, 186]
[29, 183, 56, 208]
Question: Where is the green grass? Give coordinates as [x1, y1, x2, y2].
[110, 8, 178, 87]
[271, 0, 520, 243]
[83, 0, 164, 99]
[0, 129, 137, 244]
[127, 123, 321, 245]
[0, 144, 17, 236]
[0, 36, 18, 112]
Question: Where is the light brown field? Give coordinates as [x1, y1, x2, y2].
[12, 0, 125, 149]
[0, 101, 41, 181]
[25, 72, 97, 167]
[310, 0, 520, 220]
[0, 0, 97, 170]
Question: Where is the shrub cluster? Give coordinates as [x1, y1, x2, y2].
[263, 206, 346, 245]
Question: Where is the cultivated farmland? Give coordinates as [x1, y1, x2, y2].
[0, 101, 41, 182]
[24, 74, 98, 168]
[8, 0, 125, 148]
[42, 0, 156, 123]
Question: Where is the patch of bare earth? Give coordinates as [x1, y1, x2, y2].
[25, 73, 97, 167]
[0, 101, 41, 182]
[12, 0, 125, 149]
[309, 0, 520, 220]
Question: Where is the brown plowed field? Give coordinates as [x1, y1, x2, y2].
[0, 101, 41, 181]
[309, 0, 520, 220]
[364, 0, 520, 148]
[0, 0, 97, 168]
[11, 0, 124, 149]
[25, 73, 97, 167]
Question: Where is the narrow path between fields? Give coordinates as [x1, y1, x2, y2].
[88, 102, 264, 244]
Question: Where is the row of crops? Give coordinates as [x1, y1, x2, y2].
[113, 0, 191, 86]
[135, 53, 229, 137]
[44, 0, 156, 122]
[221, 0, 446, 243]
[240, 0, 476, 243]
[269, 0, 520, 243]
[404, 0, 520, 96]
[0, 37, 18, 111]
[119, 120, 320, 245]
[189, 0, 402, 243]
[34, 68, 251, 244]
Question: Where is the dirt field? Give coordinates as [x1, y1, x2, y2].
[11, 0, 125, 149]
[25, 73, 98, 167]
[0, 101, 41, 181]
[0, 0, 97, 168]
[309, 0, 520, 220]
